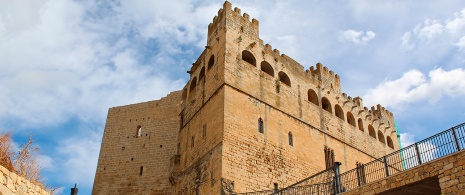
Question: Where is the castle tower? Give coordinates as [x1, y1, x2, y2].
[93, 2, 399, 194]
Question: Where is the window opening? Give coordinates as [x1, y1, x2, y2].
[368, 125, 376, 139]
[189, 77, 197, 92]
[324, 146, 335, 169]
[335, 105, 344, 120]
[242, 50, 256, 66]
[203, 124, 207, 138]
[199, 67, 206, 81]
[378, 131, 385, 144]
[288, 132, 293, 146]
[278, 71, 291, 87]
[358, 118, 364, 131]
[308, 89, 319, 105]
[321, 97, 332, 113]
[260, 61, 274, 77]
[347, 112, 356, 127]
[208, 55, 215, 70]
[139, 166, 144, 176]
[136, 125, 142, 137]
[191, 136, 195, 148]
[258, 118, 264, 133]
[387, 136, 394, 149]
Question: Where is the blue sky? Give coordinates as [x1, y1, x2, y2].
[1, 0, 465, 194]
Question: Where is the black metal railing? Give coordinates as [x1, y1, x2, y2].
[233, 122, 465, 195]
[335, 122, 465, 193]
[273, 162, 340, 195]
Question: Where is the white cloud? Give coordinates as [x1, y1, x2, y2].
[401, 8, 465, 50]
[456, 35, 465, 49]
[400, 133, 415, 147]
[364, 68, 465, 109]
[338, 30, 376, 45]
[53, 131, 101, 189]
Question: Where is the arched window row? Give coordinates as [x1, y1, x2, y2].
[319, 96, 390, 145]
[185, 54, 215, 97]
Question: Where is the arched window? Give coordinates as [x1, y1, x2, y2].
[368, 125, 376, 139]
[308, 89, 318, 106]
[321, 97, 332, 113]
[278, 71, 291, 87]
[387, 136, 394, 149]
[199, 67, 205, 81]
[258, 118, 264, 133]
[136, 125, 142, 137]
[358, 118, 364, 131]
[288, 132, 293, 146]
[335, 105, 344, 120]
[182, 89, 187, 101]
[260, 61, 274, 77]
[189, 77, 197, 92]
[347, 112, 356, 127]
[208, 55, 215, 70]
[378, 131, 385, 144]
[242, 50, 256, 66]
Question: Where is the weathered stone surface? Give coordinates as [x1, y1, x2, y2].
[0, 165, 49, 195]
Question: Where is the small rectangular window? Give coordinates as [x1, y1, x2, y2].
[324, 146, 335, 169]
[191, 136, 195, 148]
[139, 166, 144, 176]
[258, 118, 264, 133]
[203, 124, 207, 138]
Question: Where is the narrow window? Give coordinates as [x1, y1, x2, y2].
[191, 136, 195, 148]
[199, 67, 206, 81]
[278, 71, 291, 87]
[258, 118, 264, 133]
[368, 125, 376, 139]
[136, 125, 142, 137]
[203, 124, 207, 138]
[335, 105, 344, 120]
[358, 118, 364, 131]
[308, 89, 319, 106]
[387, 136, 394, 149]
[321, 97, 332, 113]
[189, 77, 197, 92]
[260, 61, 274, 77]
[208, 55, 215, 70]
[180, 114, 184, 129]
[324, 146, 335, 169]
[139, 166, 144, 176]
[273, 183, 279, 192]
[242, 50, 256, 66]
[347, 112, 356, 127]
[288, 132, 293, 146]
[378, 131, 385, 144]
[182, 88, 187, 101]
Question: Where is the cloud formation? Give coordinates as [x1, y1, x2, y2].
[401, 8, 465, 50]
[338, 30, 376, 45]
[363, 68, 465, 109]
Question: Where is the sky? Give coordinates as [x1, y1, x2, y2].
[1, 0, 465, 194]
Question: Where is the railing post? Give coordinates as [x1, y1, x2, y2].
[356, 166, 362, 187]
[333, 162, 342, 195]
[414, 143, 422, 165]
[383, 156, 390, 177]
[451, 128, 462, 151]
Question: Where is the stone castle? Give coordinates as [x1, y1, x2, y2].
[92, 2, 399, 194]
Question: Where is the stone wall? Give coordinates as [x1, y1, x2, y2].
[0, 165, 50, 195]
[341, 150, 465, 195]
[92, 91, 182, 195]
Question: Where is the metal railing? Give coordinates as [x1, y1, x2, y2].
[232, 122, 465, 195]
[335, 122, 465, 193]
